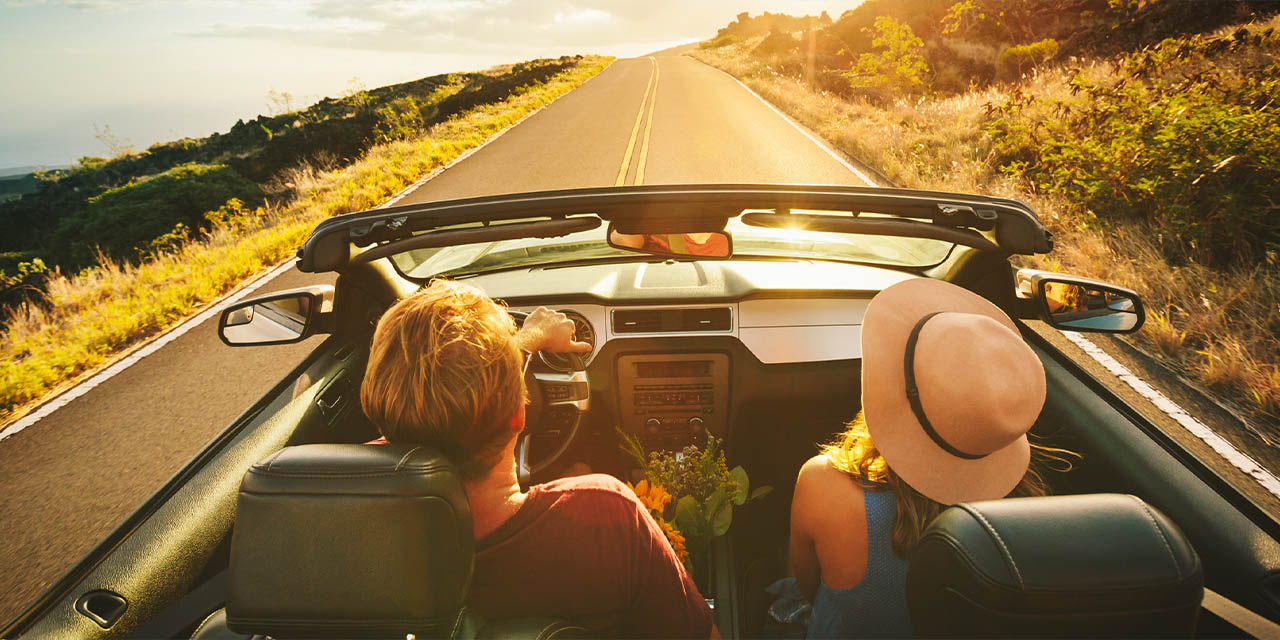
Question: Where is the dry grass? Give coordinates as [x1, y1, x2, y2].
[0, 56, 613, 423]
[691, 36, 1279, 425]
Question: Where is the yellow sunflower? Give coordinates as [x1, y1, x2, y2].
[656, 516, 689, 563]
[629, 479, 673, 515]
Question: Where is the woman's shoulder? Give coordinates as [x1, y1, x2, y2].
[797, 454, 867, 494]
[794, 455, 868, 527]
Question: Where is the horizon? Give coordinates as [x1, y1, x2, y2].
[0, 0, 851, 170]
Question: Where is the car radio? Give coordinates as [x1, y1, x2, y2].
[617, 353, 729, 448]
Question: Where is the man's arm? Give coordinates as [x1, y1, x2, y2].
[624, 500, 713, 638]
[513, 307, 591, 353]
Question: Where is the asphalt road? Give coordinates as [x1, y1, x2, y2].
[0, 50, 870, 625]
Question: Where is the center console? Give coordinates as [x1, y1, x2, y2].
[617, 353, 730, 448]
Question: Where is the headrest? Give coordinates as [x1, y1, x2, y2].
[226, 444, 474, 639]
[907, 493, 1203, 638]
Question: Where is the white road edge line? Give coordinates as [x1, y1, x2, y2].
[1062, 331, 1280, 501]
[0, 260, 295, 443]
[696, 60, 879, 187]
[0, 59, 615, 445]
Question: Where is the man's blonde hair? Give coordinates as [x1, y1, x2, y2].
[361, 279, 525, 479]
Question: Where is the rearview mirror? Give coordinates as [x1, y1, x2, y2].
[607, 225, 732, 259]
[1016, 269, 1144, 334]
[218, 285, 334, 346]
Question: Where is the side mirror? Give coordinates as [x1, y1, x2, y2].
[606, 224, 732, 259]
[218, 285, 334, 346]
[1016, 269, 1144, 334]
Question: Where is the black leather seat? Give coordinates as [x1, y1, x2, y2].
[193, 443, 585, 639]
[906, 493, 1203, 637]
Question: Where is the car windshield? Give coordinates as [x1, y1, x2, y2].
[390, 210, 956, 280]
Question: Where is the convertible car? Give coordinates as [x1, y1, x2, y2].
[4, 185, 1278, 638]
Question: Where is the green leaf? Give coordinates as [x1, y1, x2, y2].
[730, 465, 749, 506]
[616, 426, 648, 470]
[749, 486, 774, 501]
[706, 488, 733, 537]
[673, 495, 704, 537]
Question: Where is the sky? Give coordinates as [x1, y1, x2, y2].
[0, 0, 850, 170]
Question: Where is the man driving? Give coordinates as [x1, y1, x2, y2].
[360, 279, 714, 638]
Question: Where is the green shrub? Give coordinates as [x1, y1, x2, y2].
[0, 254, 47, 308]
[847, 16, 931, 96]
[54, 163, 263, 264]
[996, 38, 1059, 81]
[986, 28, 1280, 268]
[752, 29, 800, 57]
[700, 33, 739, 49]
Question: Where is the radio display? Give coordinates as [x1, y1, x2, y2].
[636, 360, 712, 379]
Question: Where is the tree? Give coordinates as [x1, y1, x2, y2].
[847, 16, 931, 96]
[941, 0, 1040, 44]
[265, 87, 297, 116]
[93, 124, 134, 158]
[996, 38, 1059, 80]
[343, 76, 371, 112]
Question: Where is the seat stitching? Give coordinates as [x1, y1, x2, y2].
[534, 621, 558, 640]
[449, 607, 466, 638]
[396, 446, 422, 471]
[260, 449, 285, 471]
[190, 610, 221, 638]
[928, 531, 989, 582]
[960, 504, 1024, 588]
[1129, 495, 1182, 581]
[543, 623, 588, 640]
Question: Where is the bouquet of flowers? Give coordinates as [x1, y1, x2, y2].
[621, 430, 772, 571]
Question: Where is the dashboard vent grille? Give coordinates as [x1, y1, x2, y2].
[612, 308, 732, 334]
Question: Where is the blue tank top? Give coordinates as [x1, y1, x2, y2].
[806, 488, 913, 638]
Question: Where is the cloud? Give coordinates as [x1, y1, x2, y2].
[6, 0, 184, 9]
[182, 0, 835, 56]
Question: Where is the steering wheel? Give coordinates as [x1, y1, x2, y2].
[507, 311, 590, 488]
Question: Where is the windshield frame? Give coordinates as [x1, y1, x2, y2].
[295, 184, 1052, 274]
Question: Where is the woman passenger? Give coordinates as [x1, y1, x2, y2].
[787, 278, 1076, 638]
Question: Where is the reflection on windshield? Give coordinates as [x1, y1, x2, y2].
[391, 212, 955, 280]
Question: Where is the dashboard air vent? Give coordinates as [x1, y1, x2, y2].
[612, 308, 732, 334]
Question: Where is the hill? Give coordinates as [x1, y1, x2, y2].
[0, 58, 583, 307]
[691, 1, 1280, 428]
[0, 173, 40, 204]
[0, 55, 611, 422]
[707, 0, 1278, 94]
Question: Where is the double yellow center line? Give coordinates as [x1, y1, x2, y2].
[615, 56, 660, 186]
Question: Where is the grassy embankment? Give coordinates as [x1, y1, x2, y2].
[691, 19, 1279, 428]
[0, 55, 612, 424]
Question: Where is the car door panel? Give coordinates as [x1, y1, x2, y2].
[1028, 332, 1280, 623]
[4, 338, 355, 639]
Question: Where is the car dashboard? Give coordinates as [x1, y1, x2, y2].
[462, 258, 916, 455]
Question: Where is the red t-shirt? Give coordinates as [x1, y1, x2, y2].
[467, 474, 712, 638]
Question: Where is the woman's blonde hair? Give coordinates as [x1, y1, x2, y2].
[820, 412, 1078, 557]
[361, 279, 525, 479]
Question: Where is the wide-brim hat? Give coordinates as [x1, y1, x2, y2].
[861, 278, 1046, 505]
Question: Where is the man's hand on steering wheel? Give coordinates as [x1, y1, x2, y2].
[507, 307, 591, 490]
[514, 307, 592, 355]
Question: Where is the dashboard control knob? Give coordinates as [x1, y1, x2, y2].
[688, 416, 704, 432]
[646, 417, 662, 434]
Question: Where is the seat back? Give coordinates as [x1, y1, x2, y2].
[226, 443, 475, 639]
[907, 493, 1203, 638]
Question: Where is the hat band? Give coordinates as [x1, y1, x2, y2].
[904, 312, 987, 461]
